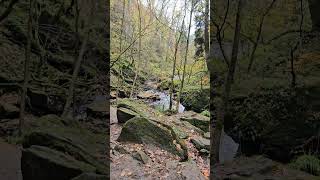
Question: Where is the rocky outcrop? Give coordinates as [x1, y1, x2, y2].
[117, 107, 139, 123]
[21, 115, 108, 179]
[180, 111, 210, 132]
[21, 145, 96, 180]
[117, 117, 187, 159]
[212, 156, 317, 180]
[191, 137, 210, 151]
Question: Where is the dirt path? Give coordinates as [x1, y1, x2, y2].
[0, 139, 22, 180]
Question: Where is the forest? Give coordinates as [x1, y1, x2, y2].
[110, 0, 320, 179]
[0, 0, 319, 179]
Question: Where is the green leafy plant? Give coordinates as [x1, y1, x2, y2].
[289, 155, 320, 176]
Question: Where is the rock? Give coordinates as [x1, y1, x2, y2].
[22, 131, 108, 175]
[219, 129, 239, 164]
[22, 115, 108, 175]
[114, 144, 129, 154]
[212, 156, 317, 180]
[0, 101, 19, 119]
[165, 160, 206, 180]
[137, 91, 160, 101]
[180, 121, 204, 134]
[199, 149, 210, 155]
[172, 126, 188, 139]
[117, 107, 138, 123]
[86, 100, 108, 119]
[117, 117, 183, 157]
[203, 132, 210, 139]
[180, 111, 210, 132]
[71, 173, 108, 180]
[27, 89, 64, 115]
[132, 150, 149, 164]
[21, 145, 96, 180]
[191, 137, 210, 151]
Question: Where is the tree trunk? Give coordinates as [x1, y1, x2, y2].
[176, 0, 194, 111]
[130, 0, 142, 98]
[19, 0, 32, 136]
[62, 0, 94, 118]
[204, 0, 209, 57]
[211, 0, 243, 166]
[169, 11, 186, 111]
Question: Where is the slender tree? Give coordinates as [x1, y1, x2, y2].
[62, 0, 94, 118]
[211, 0, 244, 165]
[176, 0, 195, 111]
[19, 0, 33, 136]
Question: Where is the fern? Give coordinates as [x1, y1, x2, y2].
[289, 155, 320, 176]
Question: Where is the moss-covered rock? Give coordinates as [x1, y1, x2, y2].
[191, 137, 210, 151]
[180, 112, 210, 132]
[180, 87, 210, 113]
[22, 115, 108, 175]
[118, 117, 184, 158]
[117, 107, 139, 123]
[0, 101, 19, 119]
[21, 145, 96, 180]
[171, 126, 188, 139]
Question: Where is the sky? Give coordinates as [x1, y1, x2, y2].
[141, 0, 196, 35]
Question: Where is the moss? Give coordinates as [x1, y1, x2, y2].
[289, 155, 320, 176]
[118, 117, 180, 156]
[24, 145, 96, 173]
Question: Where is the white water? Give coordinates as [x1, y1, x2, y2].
[149, 90, 185, 113]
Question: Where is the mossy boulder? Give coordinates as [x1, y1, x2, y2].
[0, 101, 19, 119]
[172, 126, 188, 139]
[180, 87, 210, 113]
[21, 145, 96, 180]
[22, 131, 108, 175]
[117, 98, 155, 118]
[191, 137, 210, 151]
[22, 115, 108, 175]
[117, 117, 184, 158]
[117, 107, 139, 123]
[180, 112, 210, 132]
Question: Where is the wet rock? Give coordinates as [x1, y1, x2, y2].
[21, 145, 96, 180]
[117, 117, 184, 158]
[71, 173, 108, 180]
[180, 112, 210, 132]
[132, 150, 149, 164]
[117, 107, 138, 123]
[191, 137, 210, 151]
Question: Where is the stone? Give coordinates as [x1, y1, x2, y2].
[203, 132, 210, 139]
[0, 101, 19, 118]
[117, 107, 138, 123]
[165, 160, 206, 180]
[71, 173, 108, 180]
[137, 91, 160, 101]
[86, 100, 108, 119]
[21, 145, 96, 180]
[180, 112, 210, 132]
[191, 137, 210, 151]
[114, 144, 129, 154]
[172, 126, 188, 139]
[181, 121, 204, 135]
[117, 117, 184, 158]
[132, 150, 149, 164]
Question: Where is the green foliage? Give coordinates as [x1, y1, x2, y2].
[289, 155, 320, 176]
[200, 110, 210, 117]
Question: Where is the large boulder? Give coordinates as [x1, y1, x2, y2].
[22, 131, 108, 175]
[21, 145, 96, 180]
[165, 160, 206, 180]
[86, 99, 109, 119]
[21, 115, 108, 176]
[180, 111, 210, 132]
[191, 137, 210, 151]
[117, 107, 139, 123]
[0, 101, 19, 119]
[226, 87, 320, 162]
[212, 156, 317, 180]
[117, 117, 186, 158]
